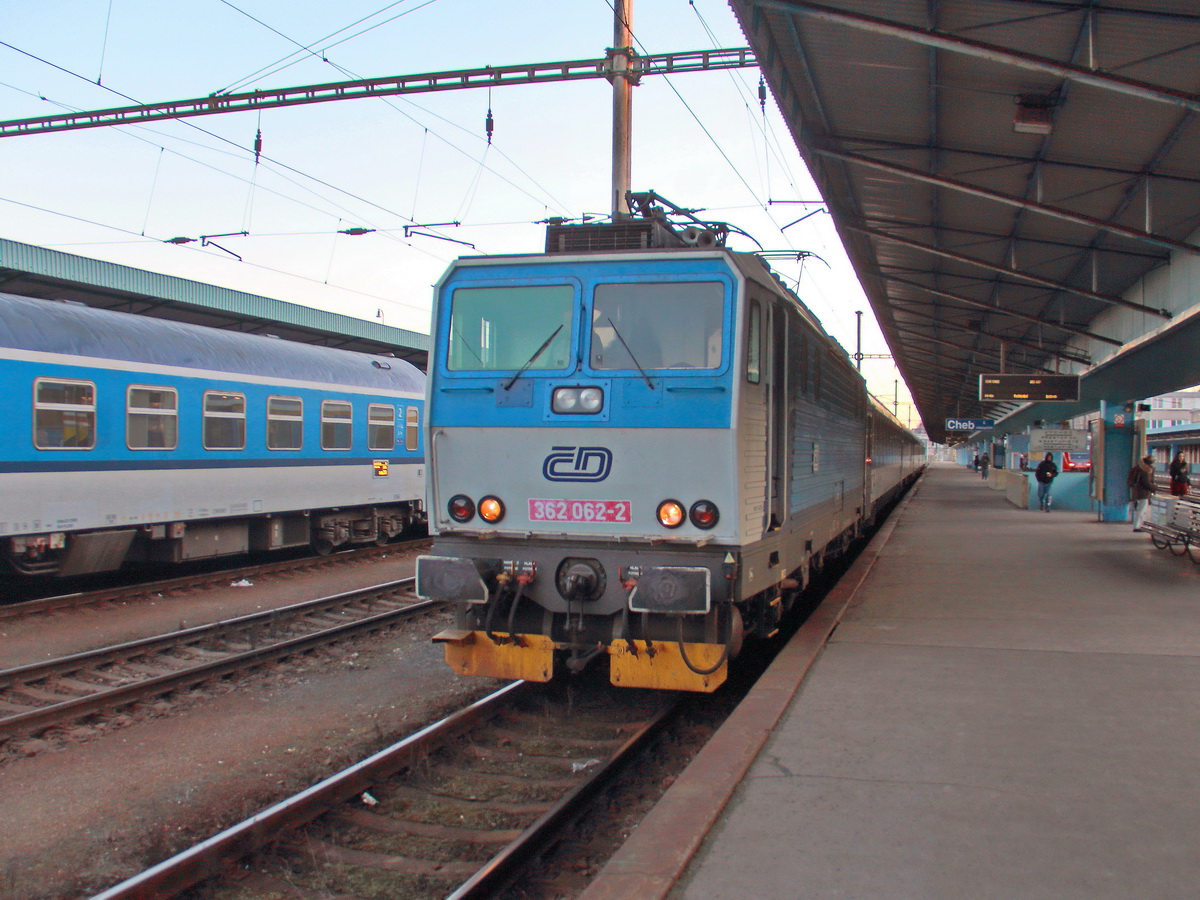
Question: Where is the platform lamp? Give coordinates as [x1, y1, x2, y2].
[1014, 94, 1058, 135]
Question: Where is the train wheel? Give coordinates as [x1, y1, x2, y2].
[374, 532, 390, 547]
[312, 537, 335, 556]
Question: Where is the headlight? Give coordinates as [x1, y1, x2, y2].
[448, 494, 475, 523]
[656, 499, 685, 529]
[689, 500, 719, 529]
[579, 387, 604, 412]
[553, 386, 604, 414]
[478, 495, 505, 523]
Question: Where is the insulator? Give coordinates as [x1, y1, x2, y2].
[253, 128, 263, 162]
[485, 108, 494, 145]
[758, 76, 767, 114]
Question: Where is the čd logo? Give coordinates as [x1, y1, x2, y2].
[542, 446, 612, 482]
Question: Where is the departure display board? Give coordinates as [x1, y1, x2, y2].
[978, 374, 1080, 402]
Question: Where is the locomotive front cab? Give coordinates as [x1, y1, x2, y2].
[419, 251, 751, 691]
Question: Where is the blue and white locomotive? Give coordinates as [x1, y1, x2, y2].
[417, 203, 924, 692]
[0, 292, 425, 578]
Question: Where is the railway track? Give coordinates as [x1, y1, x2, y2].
[0, 538, 428, 618]
[0, 577, 431, 744]
[92, 679, 675, 900]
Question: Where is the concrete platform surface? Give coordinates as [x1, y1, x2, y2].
[678, 462, 1200, 899]
[586, 463, 1200, 900]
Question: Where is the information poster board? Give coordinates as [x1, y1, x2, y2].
[1030, 428, 1089, 452]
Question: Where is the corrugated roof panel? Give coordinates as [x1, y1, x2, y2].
[0, 237, 429, 356]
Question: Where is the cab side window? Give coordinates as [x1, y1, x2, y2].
[746, 300, 762, 384]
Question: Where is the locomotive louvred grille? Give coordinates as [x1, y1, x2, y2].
[545, 222, 684, 252]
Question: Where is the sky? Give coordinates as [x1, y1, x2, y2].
[0, 0, 919, 426]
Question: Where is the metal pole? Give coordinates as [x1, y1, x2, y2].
[854, 310, 863, 370]
[612, 0, 634, 219]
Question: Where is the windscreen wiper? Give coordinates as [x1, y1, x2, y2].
[503, 324, 564, 391]
[607, 317, 654, 389]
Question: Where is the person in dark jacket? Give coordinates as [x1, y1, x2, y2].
[1128, 455, 1157, 531]
[1169, 451, 1190, 497]
[1034, 452, 1058, 512]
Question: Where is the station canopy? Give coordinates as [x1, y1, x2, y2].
[731, 0, 1200, 442]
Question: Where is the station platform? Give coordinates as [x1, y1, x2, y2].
[582, 462, 1200, 900]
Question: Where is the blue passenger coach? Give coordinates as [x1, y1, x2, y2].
[0, 292, 425, 577]
[418, 222, 923, 692]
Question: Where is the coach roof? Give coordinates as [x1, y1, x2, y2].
[0, 292, 424, 393]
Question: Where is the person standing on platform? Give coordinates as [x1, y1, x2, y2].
[972, 453, 980, 471]
[1128, 454, 1157, 531]
[1169, 451, 1190, 497]
[1034, 452, 1058, 511]
[979, 453, 990, 479]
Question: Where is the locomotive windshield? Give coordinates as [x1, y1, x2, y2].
[590, 281, 724, 370]
[447, 285, 573, 372]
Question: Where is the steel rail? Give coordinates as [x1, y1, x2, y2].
[89, 681, 675, 900]
[446, 696, 678, 900]
[0, 578, 427, 740]
[0, 539, 422, 620]
[89, 681, 527, 900]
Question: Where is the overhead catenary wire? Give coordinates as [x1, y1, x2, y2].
[0, 19, 572, 245]
[216, 0, 446, 95]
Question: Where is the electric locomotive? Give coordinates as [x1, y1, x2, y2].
[417, 200, 923, 691]
[0, 293, 426, 578]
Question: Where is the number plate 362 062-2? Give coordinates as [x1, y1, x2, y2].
[528, 499, 631, 523]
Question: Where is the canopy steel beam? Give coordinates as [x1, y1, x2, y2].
[893, 324, 1059, 374]
[750, 1, 1200, 116]
[864, 218, 1170, 261]
[842, 136, 1200, 187]
[849, 222, 1170, 318]
[884, 271, 1123, 346]
[888, 297, 1091, 365]
[811, 145, 1200, 257]
[0, 48, 756, 137]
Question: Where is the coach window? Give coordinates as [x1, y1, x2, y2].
[745, 300, 761, 384]
[405, 406, 419, 451]
[322, 400, 353, 450]
[203, 391, 246, 450]
[267, 396, 303, 450]
[591, 281, 724, 371]
[127, 386, 178, 450]
[368, 403, 395, 451]
[34, 378, 96, 449]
